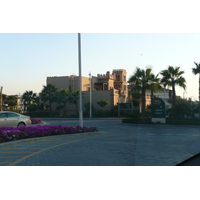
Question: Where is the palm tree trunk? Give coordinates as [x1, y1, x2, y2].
[49, 101, 52, 113]
[151, 89, 154, 105]
[64, 102, 67, 116]
[172, 84, 176, 107]
[76, 100, 78, 114]
[151, 89, 154, 117]
[142, 87, 146, 122]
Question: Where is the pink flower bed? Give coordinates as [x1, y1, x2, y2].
[0, 125, 98, 143]
[31, 118, 42, 124]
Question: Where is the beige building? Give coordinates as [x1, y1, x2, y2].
[47, 69, 128, 112]
[47, 75, 90, 92]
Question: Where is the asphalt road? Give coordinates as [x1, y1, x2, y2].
[0, 118, 200, 166]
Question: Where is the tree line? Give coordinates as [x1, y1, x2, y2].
[128, 62, 200, 122]
[3, 84, 111, 117]
[3, 62, 200, 120]
[2, 84, 80, 115]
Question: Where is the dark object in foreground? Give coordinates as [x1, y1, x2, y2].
[176, 153, 200, 166]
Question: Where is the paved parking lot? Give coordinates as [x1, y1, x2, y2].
[0, 118, 200, 166]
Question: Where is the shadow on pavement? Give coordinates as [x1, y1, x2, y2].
[177, 153, 200, 166]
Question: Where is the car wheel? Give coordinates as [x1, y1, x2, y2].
[18, 122, 26, 127]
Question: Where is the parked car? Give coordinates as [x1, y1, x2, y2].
[0, 111, 32, 127]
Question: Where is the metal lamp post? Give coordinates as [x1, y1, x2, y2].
[78, 33, 83, 127]
[89, 72, 92, 118]
[0, 86, 3, 111]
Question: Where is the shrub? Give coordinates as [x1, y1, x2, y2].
[31, 118, 42, 124]
[0, 125, 98, 143]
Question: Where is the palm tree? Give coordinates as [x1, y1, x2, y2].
[128, 87, 141, 108]
[69, 90, 81, 114]
[160, 66, 186, 107]
[56, 89, 70, 115]
[5, 95, 18, 110]
[149, 73, 162, 105]
[128, 67, 156, 122]
[41, 84, 58, 113]
[22, 91, 37, 113]
[192, 62, 200, 118]
[97, 100, 109, 111]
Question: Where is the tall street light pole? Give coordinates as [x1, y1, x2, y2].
[89, 72, 92, 118]
[78, 33, 83, 127]
[0, 86, 3, 111]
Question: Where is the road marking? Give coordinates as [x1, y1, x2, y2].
[28, 141, 45, 143]
[0, 152, 34, 153]
[0, 156, 22, 158]
[7, 135, 103, 166]
[16, 144, 54, 147]
[15, 144, 51, 146]
[15, 144, 30, 146]
[1, 132, 127, 166]
[1, 147, 44, 150]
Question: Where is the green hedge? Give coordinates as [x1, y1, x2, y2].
[166, 118, 200, 125]
[122, 117, 200, 125]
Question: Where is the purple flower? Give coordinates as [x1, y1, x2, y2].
[31, 118, 42, 124]
[0, 125, 98, 143]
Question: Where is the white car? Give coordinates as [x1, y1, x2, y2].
[0, 111, 32, 127]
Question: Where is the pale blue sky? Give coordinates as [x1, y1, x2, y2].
[0, 33, 199, 100]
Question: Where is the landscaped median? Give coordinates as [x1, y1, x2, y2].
[0, 125, 98, 143]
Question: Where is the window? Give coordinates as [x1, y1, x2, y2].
[116, 75, 120, 81]
[0, 113, 7, 118]
[7, 113, 19, 118]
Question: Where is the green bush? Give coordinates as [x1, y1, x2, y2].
[122, 112, 140, 124]
[166, 118, 200, 125]
[10, 110, 21, 114]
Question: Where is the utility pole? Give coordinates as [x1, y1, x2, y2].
[0, 86, 3, 111]
[89, 72, 92, 118]
[78, 33, 83, 127]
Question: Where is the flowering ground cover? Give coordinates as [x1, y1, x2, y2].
[0, 125, 98, 143]
[31, 118, 42, 124]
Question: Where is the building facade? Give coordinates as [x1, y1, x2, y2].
[47, 69, 128, 112]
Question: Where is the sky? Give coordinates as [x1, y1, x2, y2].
[1, 0, 200, 198]
[0, 33, 200, 100]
